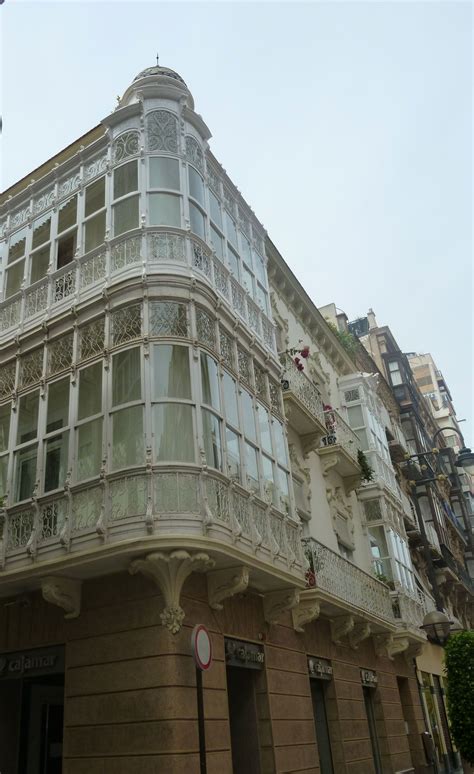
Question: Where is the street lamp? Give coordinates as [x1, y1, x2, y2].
[455, 446, 474, 477]
[420, 610, 452, 646]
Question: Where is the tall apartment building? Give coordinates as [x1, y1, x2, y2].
[0, 63, 468, 774]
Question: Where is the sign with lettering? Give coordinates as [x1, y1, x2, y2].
[225, 638, 264, 670]
[360, 668, 378, 688]
[0, 646, 64, 680]
[307, 656, 333, 681]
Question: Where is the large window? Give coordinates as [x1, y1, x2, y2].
[152, 345, 194, 463]
[84, 177, 106, 252]
[77, 362, 103, 481]
[111, 346, 143, 469]
[388, 360, 403, 386]
[113, 161, 139, 236]
[30, 213, 52, 283]
[57, 195, 77, 268]
[14, 390, 40, 502]
[6, 227, 27, 297]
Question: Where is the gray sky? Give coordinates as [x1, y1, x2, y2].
[2, 1, 472, 445]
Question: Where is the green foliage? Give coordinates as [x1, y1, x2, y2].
[444, 631, 474, 764]
[358, 449, 374, 482]
[326, 320, 359, 356]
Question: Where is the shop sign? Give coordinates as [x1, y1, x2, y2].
[225, 638, 264, 670]
[360, 668, 378, 688]
[0, 646, 64, 680]
[308, 656, 333, 680]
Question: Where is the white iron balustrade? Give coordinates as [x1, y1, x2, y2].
[280, 355, 327, 453]
[319, 409, 361, 466]
[302, 537, 395, 624]
[0, 230, 276, 354]
[391, 586, 435, 632]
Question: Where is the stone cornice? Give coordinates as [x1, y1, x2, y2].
[265, 238, 356, 375]
[101, 102, 141, 130]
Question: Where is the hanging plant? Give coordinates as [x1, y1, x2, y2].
[358, 449, 374, 482]
[444, 631, 474, 765]
[286, 344, 310, 371]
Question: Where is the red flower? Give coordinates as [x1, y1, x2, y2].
[300, 346, 310, 359]
[305, 570, 316, 588]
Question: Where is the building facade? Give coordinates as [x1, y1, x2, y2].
[0, 64, 470, 774]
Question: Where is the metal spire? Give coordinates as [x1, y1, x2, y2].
[156, 53, 159, 66]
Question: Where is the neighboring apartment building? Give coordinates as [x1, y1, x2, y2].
[0, 63, 467, 774]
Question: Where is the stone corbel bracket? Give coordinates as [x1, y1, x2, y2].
[129, 550, 215, 634]
[404, 641, 425, 664]
[349, 622, 371, 650]
[207, 566, 250, 611]
[264, 588, 300, 626]
[375, 633, 410, 660]
[292, 600, 320, 633]
[344, 474, 362, 496]
[331, 615, 354, 644]
[41, 576, 82, 619]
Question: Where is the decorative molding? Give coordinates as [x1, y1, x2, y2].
[41, 576, 81, 619]
[404, 641, 425, 664]
[374, 633, 410, 660]
[207, 566, 249, 611]
[331, 615, 354, 644]
[129, 550, 215, 634]
[349, 622, 371, 650]
[263, 588, 300, 625]
[292, 600, 320, 633]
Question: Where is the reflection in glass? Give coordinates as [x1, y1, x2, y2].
[154, 404, 194, 462]
[202, 409, 222, 470]
[77, 419, 102, 481]
[154, 345, 191, 399]
[47, 379, 70, 433]
[17, 391, 39, 444]
[112, 348, 141, 406]
[78, 362, 102, 419]
[112, 406, 143, 469]
[44, 432, 69, 492]
[201, 354, 220, 409]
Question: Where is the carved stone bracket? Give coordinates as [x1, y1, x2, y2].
[263, 588, 300, 626]
[404, 641, 425, 664]
[41, 576, 81, 619]
[129, 550, 215, 634]
[344, 474, 362, 496]
[207, 566, 249, 611]
[349, 622, 371, 650]
[330, 615, 354, 644]
[374, 633, 410, 660]
[321, 454, 339, 478]
[292, 600, 320, 633]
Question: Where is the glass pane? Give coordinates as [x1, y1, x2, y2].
[149, 157, 180, 190]
[112, 405, 144, 469]
[149, 193, 181, 227]
[242, 265, 254, 296]
[153, 404, 194, 462]
[226, 427, 241, 481]
[30, 246, 50, 283]
[77, 419, 102, 481]
[273, 420, 287, 465]
[44, 431, 69, 492]
[209, 191, 222, 228]
[78, 362, 102, 419]
[57, 230, 77, 268]
[257, 405, 272, 454]
[225, 211, 237, 245]
[245, 442, 259, 492]
[256, 284, 268, 314]
[347, 405, 364, 428]
[222, 372, 238, 427]
[202, 409, 222, 470]
[114, 195, 139, 236]
[228, 247, 239, 278]
[262, 454, 276, 504]
[32, 212, 51, 249]
[241, 235, 252, 267]
[17, 391, 39, 444]
[210, 226, 224, 260]
[153, 345, 191, 399]
[58, 196, 77, 233]
[85, 177, 105, 217]
[112, 348, 141, 406]
[201, 353, 220, 409]
[15, 446, 37, 501]
[0, 403, 11, 453]
[189, 202, 205, 240]
[6, 260, 24, 297]
[355, 429, 369, 450]
[241, 389, 256, 442]
[189, 167, 204, 205]
[47, 378, 70, 433]
[8, 227, 27, 263]
[85, 211, 106, 252]
[0, 455, 7, 500]
[278, 466, 290, 512]
[254, 253, 266, 285]
[114, 161, 138, 199]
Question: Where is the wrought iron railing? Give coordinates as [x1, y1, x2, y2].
[0, 230, 275, 353]
[391, 586, 434, 631]
[280, 354, 324, 417]
[318, 409, 361, 465]
[302, 537, 394, 623]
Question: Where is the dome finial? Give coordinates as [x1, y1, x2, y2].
[156, 52, 159, 66]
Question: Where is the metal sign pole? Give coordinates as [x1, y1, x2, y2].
[196, 666, 207, 774]
[191, 624, 212, 774]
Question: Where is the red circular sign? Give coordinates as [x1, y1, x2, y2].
[191, 624, 213, 671]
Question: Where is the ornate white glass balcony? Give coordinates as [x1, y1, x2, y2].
[316, 409, 362, 492]
[391, 586, 434, 637]
[280, 355, 327, 454]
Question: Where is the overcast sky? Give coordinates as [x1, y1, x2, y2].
[2, 1, 472, 445]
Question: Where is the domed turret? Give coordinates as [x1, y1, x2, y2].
[119, 59, 194, 110]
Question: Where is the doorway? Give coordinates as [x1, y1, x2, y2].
[310, 679, 334, 774]
[363, 685, 383, 774]
[227, 666, 261, 774]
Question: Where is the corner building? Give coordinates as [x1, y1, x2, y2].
[0, 65, 439, 774]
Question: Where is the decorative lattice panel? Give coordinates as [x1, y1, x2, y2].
[112, 304, 142, 346]
[149, 301, 188, 337]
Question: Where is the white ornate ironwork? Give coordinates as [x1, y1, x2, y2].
[40, 499, 67, 541]
[196, 307, 216, 349]
[80, 252, 106, 288]
[7, 509, 34, 550]
[148, 232, 185, 262]
[319, 409, 361, 464]
[192, 242, 212, 279]
[34, 189, 55, 216]
[261, 317, 275, 351]
[392, 587, 434, 630]
[58, 171, 81, 201]
[213, 259, 230, 299]
[254, 365, 266, 401]
[269, 380, 282, 414]
[84, 154, 107, 182]
[303, 537, 394, 623]
[247, 299, 261, 335]
[149, 301, 188, 337]
[112, 131, 140, 164]
[48, 334, 73, 375]
[237, 348, 251, 385]
[0, 297, 21, 331]
[10, 206, 30, 230]
[0, 361, 16, 398]
[207, 165, 221, 194]
[154, 471, 200, 513]
[79, 318, 105, 360]
[109, 475, 147, 521]
[20, 348, 43, 387]
[72, 486, 102, 532]
[231, 279, 246, 319]
[54, 268, 76, 303]
[112, 304, 141, 346]
[146, 110, 179, 153]
[185, 136, 204, 172]
[111, 235, 141, 271]
[281, 353, 324, 417]
[219, 330, 234, 369]
[25, 281, 49, 319]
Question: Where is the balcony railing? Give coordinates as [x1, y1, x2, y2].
[425, 521, 442, 554]
[391, 587, 434, 632]
[280, 355, 326, 452]
[318, 409, 361, 464]
[363, 451, 399, 495]
[302, 537, 395, 624]
[0, 230, 276, 354]
[0, 468, 304, 584]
